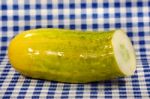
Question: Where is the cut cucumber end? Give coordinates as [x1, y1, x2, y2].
[112, 30, 136, 76]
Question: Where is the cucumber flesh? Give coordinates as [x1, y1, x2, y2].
[112, 30, 136, 76]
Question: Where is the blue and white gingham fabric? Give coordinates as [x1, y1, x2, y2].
[0, 0, 150, 98]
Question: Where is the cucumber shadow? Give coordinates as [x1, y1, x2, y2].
[24, 76, 127, 91]
[89, 78, 127, 91]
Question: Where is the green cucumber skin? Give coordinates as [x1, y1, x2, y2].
[8, 28, 124, 83]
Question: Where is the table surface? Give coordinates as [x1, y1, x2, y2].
[0, 0, 150, 99]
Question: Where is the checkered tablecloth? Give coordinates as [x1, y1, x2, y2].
[0, 0, 150, 98]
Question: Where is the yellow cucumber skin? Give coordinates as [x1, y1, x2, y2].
[8, 28, 124, 83]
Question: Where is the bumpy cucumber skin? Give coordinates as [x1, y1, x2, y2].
[8, 28, 125, 83]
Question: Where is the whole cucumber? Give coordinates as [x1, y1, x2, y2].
[8, 28, 136, 83]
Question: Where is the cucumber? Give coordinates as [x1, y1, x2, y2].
[8, 28, 136, 83]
